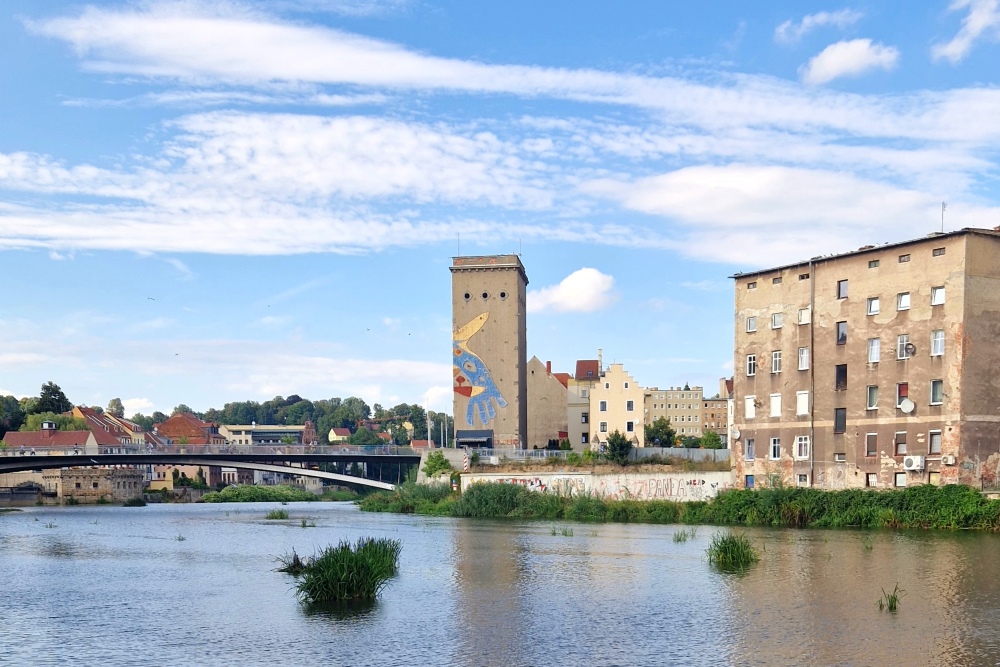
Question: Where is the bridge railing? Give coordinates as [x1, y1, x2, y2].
[0, 444, 419, 457]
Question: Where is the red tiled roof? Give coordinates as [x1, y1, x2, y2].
[377, 432, 392, 442]
[4, 430, 93, 448]
[410, 439, 431, 448]
[575, 360, 599, 380]
[553, 372, 570, 388]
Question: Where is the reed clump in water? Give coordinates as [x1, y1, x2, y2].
[279, 537, 402, 604]
[706, 531, 760, 572]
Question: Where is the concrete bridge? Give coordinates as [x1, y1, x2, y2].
[0, 446, 422, 491]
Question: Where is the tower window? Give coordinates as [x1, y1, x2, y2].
[481, 291, 489, 299]
[463, 292, 470, 300]
[499, 291, 507, 300]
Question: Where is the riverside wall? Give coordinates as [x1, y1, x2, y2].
[461, 470, 733, 502]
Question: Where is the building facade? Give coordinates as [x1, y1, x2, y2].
[590, 364, 645, 449]
[731, 228, 1000, 490]
[644, 386, 704, 438]
[526, 356, 569, 448]
[702, 397, 728, 444]
[451, 255, 528, 448]
[567, 357, 601, 450]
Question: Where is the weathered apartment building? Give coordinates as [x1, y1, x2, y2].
[645, 386, 705, 438]
[731, 228, 1000, 490]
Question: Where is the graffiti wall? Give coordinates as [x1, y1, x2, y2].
[461, 471, 732, 502]
[453, 312, 508, 427]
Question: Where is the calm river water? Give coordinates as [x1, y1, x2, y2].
[3, 502, 1000, 666]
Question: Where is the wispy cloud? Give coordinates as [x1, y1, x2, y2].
[164, 257, 195, 280]
[528, 268, 617, 313]
[800, 39, 899, 85]
[932, 0, 1000, 63]
[122, 397, 154, 414]
[680, 280, 725, 292]
[775, 9, 864, 43]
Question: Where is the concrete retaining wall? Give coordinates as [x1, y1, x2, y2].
[461, 470, 733, 502]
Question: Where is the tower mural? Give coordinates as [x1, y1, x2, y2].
[450, 255, 528, 448]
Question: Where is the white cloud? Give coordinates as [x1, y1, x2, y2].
[775, 9, 864, 43]
[382, 317, 400, 329]
[680, 280, 725, 292]
[527, 268, 617, 313]
[800, 39, 899, 85]
[164, 257, 194, 280]
[933, 0, 1000, 63]
[122, 398, 154, 414]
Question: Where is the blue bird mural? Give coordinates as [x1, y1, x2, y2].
[453, 312, 508, 427]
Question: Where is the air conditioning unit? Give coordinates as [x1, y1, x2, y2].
[941, 455, 957, 465]
[903, 455, 925, 471]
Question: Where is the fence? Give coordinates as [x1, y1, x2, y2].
[631, 447, 730, 463]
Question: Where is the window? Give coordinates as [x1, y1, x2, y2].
[626, 400, 634, 412]
[897, 334, 911, 359]
[895, 432, 907, 455]
[931, 330, 944, 357]
[931, 286, 945, 305]
[869, 259, 880, 268]
[897, 292, 910, 311]
[770, 393, 781, 418]
[834, 408, 847, 433]
[867, 297, 880, 315]
[771, 350, 782, 373]
[624, 382, 630, 389]
[745, 475, 755, 489]
[771, 312, 783, 329]
[798, 308, 811, 324]
[933, 247, 946, 257]
[834, 452, 846, 462]
[772, 276, 782, 284]
[798, 347, 809, 370]
[799, 273, 810, 280]
[835, 364, 847, 391]
[599, 422, 608, 433]
[796, 436, 810, 459]
[837, 279, 848, 298]
[896, 382, 909, 407]
[929, 430, 942, 455]
[75, 482, 81, 489]
[581, 412, 589, 424]
[895, 473, 907, 487]
[866, 472, 878, 487]
[836, 321, 847, 344]
[605, 382, 610, 389]
[866, 385, 879, 410]
[745, 396, 756, 419]
[599, 400, 607, 412]
[770, 437, 781, 460]
[746, 317, 757, 332]
[796, 391, 809, 416]
[866, 433, 878, 457]
[626, 421, 634, 433]
[747, 281, 757, 289]
[745, 438, 755, 461]
[581, 389, 588, 398]
[797, 474, 809, 486]
[868, 338, 881, 363]
[930, 379, 943, 405]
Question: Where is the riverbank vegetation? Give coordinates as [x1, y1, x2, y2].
[360, 482, 1000, 531]
[202, 485, 319, 503]
[278, 537, 402, 604]
[706, 532, 760, 571]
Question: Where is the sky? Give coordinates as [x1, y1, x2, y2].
[3, 0, 1000, 417]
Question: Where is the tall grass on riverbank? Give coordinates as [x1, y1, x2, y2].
[279, 538, 402, 604]
[202, 485, 318, 503]
[359, 481, 1000, 531]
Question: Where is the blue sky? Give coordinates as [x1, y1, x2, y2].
[3, 0, 1000, 416]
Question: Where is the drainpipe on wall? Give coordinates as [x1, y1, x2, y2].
[809, 259, 816, 486]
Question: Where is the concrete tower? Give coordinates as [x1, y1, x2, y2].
[451, 255, 528, 448]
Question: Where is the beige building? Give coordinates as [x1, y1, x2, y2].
[731, 228, 1000, 490]
[590, 363, 645, 449]
[526, 356, 569, 448]
[219, 422, 317, 446]
[644, 386, 704, 438]
[451, 255, 528, 448]
[567, 357, 601, 449]
[42, 467, 145, 503]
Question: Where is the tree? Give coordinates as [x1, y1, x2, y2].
[172, 404, 193, 416]
[428, 411, 454, 446]
[681, 435, 701, 448]
[0, 395, 25, 438]
[421, 451, 454, 477]
[645, 416, 676, 447]
[20, 413, 88, 432]
[701, 430, 724, 450]
[131, 413, 154, 431]
[151, 411, 168, 424]
[606, 429, 632, 466]
[36, 382, 72, 414]
[107, 398, 125, 418]
[348, 427, 384, 446]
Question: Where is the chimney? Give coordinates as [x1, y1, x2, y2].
[598, 348, 603, 372]
[546, 360, 552, 374]
[41, 421, 56, 438]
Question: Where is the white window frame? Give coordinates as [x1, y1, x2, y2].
[929, 430, 942, 455]
[626, 400, 634, 412]
[866, 433, 878, 457]
[771, 350, 782, 374]
[897, 334, 911, 360]
[866, 385, 878, 410]
[837, 279, 848, 299]
[599, 400, 607, 412]
[930, 379, 943, 405]
[746, 317, 757, 333]
[797, 308, 811, 324]
[798, 347, 809, 370]
[796, 390, 809, 416]
[931, 286, 945, 306]
[896, 383, 909, 408]
[771, 312, 783, 329]
[894, 472, 907, 488]
[626, 421, 634, 433]
[770, 393, 781, 418]
[931, 330, 944, 357]
[867, 297, 880, 315]
[624, 382, 630, 389]
[795, 435, 809, 460]
[897, 292, 910, 311]
[895, 431, 907, 455]
[745, 396, 756, 420]
[797, 473, 809, 487]
[868, 338, 881, 363]
[769, 437, 781, 460]
[746, 354, 756, 376]
[599, 421, 608, 433]
[744, 438, 755, 461]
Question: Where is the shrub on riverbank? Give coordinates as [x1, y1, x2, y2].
[319, 488, 360, 502]
[359, 481, 1000, 531]
[279, 537, 402, 604]
[202, 485, 318, 503]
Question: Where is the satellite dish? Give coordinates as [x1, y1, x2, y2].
[905, 343, 917, 356]
[731, 427, 741, 440]
[899, 398, 915, 414]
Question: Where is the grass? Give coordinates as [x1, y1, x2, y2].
[706, 531, 760, 572]
[320, 488, 361, 502]
[279, 537, 402, 604]
[360, 481, 1000, 533]
[300, 517, 316, 528]
[877, 583, 904, 612]
[175, 534, 186, 541]
[266, 509, 290, 520]
[44, 522, 56, 529]
[202, 485, 319, 503]
[673, 527, 697, 543]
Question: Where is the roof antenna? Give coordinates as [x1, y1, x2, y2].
[941, 202, 947, 233]
[457, 232, 461, 256]
[518, 238, 521, 256]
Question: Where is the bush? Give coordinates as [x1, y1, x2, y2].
[606, 430, 632, 466]
[123, 497, 147, 507]
[422, 451, 454, 478]
[202, 485, 318, 503]
[285, 537, 402, 604]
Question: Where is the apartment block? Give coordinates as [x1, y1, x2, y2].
[702, 397, 728, 443]
[731, 228, 1000, 490]
[644, 386, 704, 437]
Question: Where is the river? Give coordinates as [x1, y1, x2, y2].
[2, 502, 1000, 666]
